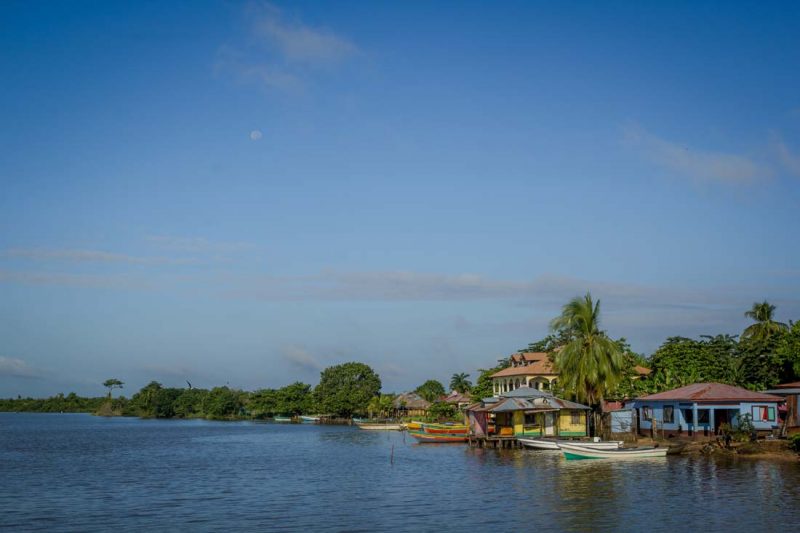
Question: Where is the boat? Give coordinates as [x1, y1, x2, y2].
[406, 421, 423, 430]
[355, 421, 404, 430]
[559, 442, 668, 460]
[421, 423, 468, 435]
[273, 416, 292, 423]
[299, 415, 320, 423]
[518, 438, 623, 451]
[409, 430, 467, 443]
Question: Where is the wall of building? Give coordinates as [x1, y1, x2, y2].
[635, 400, 781, 437]
[558, 410, 587, 436]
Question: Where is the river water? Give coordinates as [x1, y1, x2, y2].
[1, 413, 798, 532]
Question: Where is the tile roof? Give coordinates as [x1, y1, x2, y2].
[490, 353, 556, 378]
[634, 365, 651, 376]
[637, 382, 782, 403]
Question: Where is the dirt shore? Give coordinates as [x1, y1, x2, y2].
[634, 435, 800, 461]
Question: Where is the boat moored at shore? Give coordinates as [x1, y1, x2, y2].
[518, 437, 623, 451]
[559, 442, 668, 460]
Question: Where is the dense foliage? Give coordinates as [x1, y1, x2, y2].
[415, 379, 446, 402]
[0, 393, 107, 413]
[426, 400, 458, 421]
[314, 362, 382, 418]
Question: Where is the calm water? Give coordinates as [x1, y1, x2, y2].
[1, 413, 799, 532]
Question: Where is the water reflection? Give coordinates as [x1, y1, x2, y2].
[2, 414, 800, 532]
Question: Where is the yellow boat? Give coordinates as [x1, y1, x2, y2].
[406, 421, 423, 430]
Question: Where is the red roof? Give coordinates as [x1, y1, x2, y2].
[775, 381, 800, 389]
[638, 383, 782, 403]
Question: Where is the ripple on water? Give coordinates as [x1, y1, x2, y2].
[2, 413, 800, 532]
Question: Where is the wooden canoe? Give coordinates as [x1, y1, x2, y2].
[355, 422, 404, 430]
[409, 430, 467, 443]
[422, 423, 468, 435]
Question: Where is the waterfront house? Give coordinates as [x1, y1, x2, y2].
[393, 392, 430, 418]
[763, 381, 800, 434]
[442, 391, 472, 410]
[490, 351, 650, 396]
[466, 386, 590, 438]
[633, 383, 783, 438]
[490, 352, 559, 394]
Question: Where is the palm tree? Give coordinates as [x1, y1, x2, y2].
[742, 301, 788, 341]
[550, 293, 624, 429]
[449, 373, 472, 393]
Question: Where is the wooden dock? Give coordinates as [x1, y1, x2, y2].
[467, 435, 521, 449]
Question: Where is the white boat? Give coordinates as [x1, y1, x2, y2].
[518, 438, 623, 451]
[559, 442, 668, 460]
[300, 415, 320, 423]
[355, 421, 404, 430]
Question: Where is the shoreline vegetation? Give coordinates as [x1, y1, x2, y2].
[3, 296, 799, 460]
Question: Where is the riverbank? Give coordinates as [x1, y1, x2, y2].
[638, 435, 800, 461]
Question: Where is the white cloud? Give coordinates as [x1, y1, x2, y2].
[0, 269, 153, 290]
[146, 235, 255, 255]
[1, 248, 193, 265]
[0, 356, 42, 379]
[254, 9, 359, 66]
[772, 135, 800, 177]
[624, 124, 770, 185]
[216, 3, 359, 93]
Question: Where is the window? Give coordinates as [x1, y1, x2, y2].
[571, 411, 581, 424]
[642, 406, 652, 420]
[663, 406, 674, 424]
[524, 412, 537, 425]
[751, 405, 776, 422]
[697, 409, 709, 424]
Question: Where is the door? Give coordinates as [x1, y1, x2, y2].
[544, 412, 555, 436]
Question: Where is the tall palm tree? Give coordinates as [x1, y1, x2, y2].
[449, 373, 472, 393]
[742, 301, 788, 341]
[550, 293, 624, 409]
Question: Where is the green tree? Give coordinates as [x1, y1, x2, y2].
[471, 362, 508, 401]
[129, 381, 164, 417]
[314, 362, 382, 418]
[550, 293, 624, 410]
[203, 386, 242, 418]
[367, 394, 395, 418]
[426, 400, 457, 422]
[276, 382, 314, 415]
[742, 301, 788, 342]
[415, 379, 446, 402]
[449, 373, 472, 393]
[249, 388, 280, 418]
[102, 378, 124, 400]
[776, 321, 800, 380]
[173, 388, 209, 418]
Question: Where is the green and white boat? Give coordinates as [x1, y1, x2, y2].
[559, 442, 668, 460]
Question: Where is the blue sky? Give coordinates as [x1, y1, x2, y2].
[1, 1, 799, 397]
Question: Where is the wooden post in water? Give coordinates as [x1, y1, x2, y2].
[390, 444, 394, 465]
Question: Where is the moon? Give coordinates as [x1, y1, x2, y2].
[250, 130, 263, 141]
